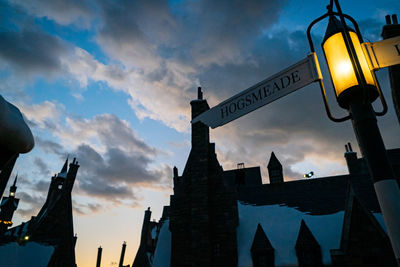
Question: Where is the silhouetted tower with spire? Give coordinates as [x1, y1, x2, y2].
[0, 175, 19, 233]
[268, 152, 283, 184]
[169, 87, 239, 267]
[251, 224, 275, 267]
[34, 157, 80, 267]
[295, 220, 323, 267]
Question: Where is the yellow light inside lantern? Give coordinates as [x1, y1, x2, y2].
[323, 31, 375, 98]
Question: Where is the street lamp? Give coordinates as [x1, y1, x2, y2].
[307, 0, 400, 263]
[321, 15, 378, 108]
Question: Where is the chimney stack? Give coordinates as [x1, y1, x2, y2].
[96, 246, 102, 267]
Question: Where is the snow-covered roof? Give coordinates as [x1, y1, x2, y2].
[0, 242, 54, 267]
[152, 220, 171, 267]
[1, 198, 9, 206]
[237, 201, 344, 266]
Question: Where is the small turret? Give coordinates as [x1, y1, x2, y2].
[267, 152, 283, 184]
[344, 143, 360, 175]
[9, 174, 17, 197]
[173, 166, 179, 188]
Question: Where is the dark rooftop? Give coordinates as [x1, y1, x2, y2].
[237, 174, 380, 215]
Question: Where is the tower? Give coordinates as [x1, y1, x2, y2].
[34, 157, 80, 267]
[169, 87, 238, 267]
[267, 152, 283, 184]
[0, 175, 19, 233]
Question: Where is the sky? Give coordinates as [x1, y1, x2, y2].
[0, 0, 399, 266]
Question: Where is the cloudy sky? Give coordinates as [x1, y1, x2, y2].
[1, 0, 399, 266]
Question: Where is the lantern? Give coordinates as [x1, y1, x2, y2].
[322, 15, 378, 108]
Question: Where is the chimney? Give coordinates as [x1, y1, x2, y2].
[344, 142, 360, 175]
[119, 242, 127, 267]
[96, 246, 102, 267]
[173, 166, 179, 192]
[190, 87, 210, 150]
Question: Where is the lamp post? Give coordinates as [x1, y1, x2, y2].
[308, 0, 400, 263]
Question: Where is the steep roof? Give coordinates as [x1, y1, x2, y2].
[295, 220, 320, 248]
[251, 224, 274, 252]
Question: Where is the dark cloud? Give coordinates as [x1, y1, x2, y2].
[0, 29, 69, 74]
[74, 143, 162, 201]
[33, 157, 51, 177]
[35, 136, 65, 155]
[96, 0, 163, 70]
[33, 180, 50, 193]
[79, 178, 132, 199]
[47, 114, 167, 202]
[181, 0, 288, 66]
[15, 191, 45, 219]
[72, 201, 103, 216]
[10, 0, 93, 26]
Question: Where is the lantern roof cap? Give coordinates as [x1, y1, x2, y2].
[322, 14, 355, 44]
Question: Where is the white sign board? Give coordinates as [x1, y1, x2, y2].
[191, 53, 322, 128]
[363, 36, 400, 70]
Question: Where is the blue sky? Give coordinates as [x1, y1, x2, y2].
[1, 0, 399, 266]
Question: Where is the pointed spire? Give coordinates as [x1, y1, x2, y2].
[268, 152, 283, 183]
[10, 173, 18, 196]
[295, 220, 320, 248]
[267, 152, 282, 169]
[61, 156, 69, 173]
[251, 224, 274, 252]
[58, 156, 68, 178]
[295, 220, 322, 266]
[13, 172, 18, 186]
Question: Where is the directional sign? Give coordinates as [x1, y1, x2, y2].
[191, 53, 322, 128]
[363, 36, 400, 70]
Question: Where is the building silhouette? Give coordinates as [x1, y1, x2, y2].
[132, 89, 399, 267]
[0, 158, 80, 267]
[0, 175, 19, 233]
